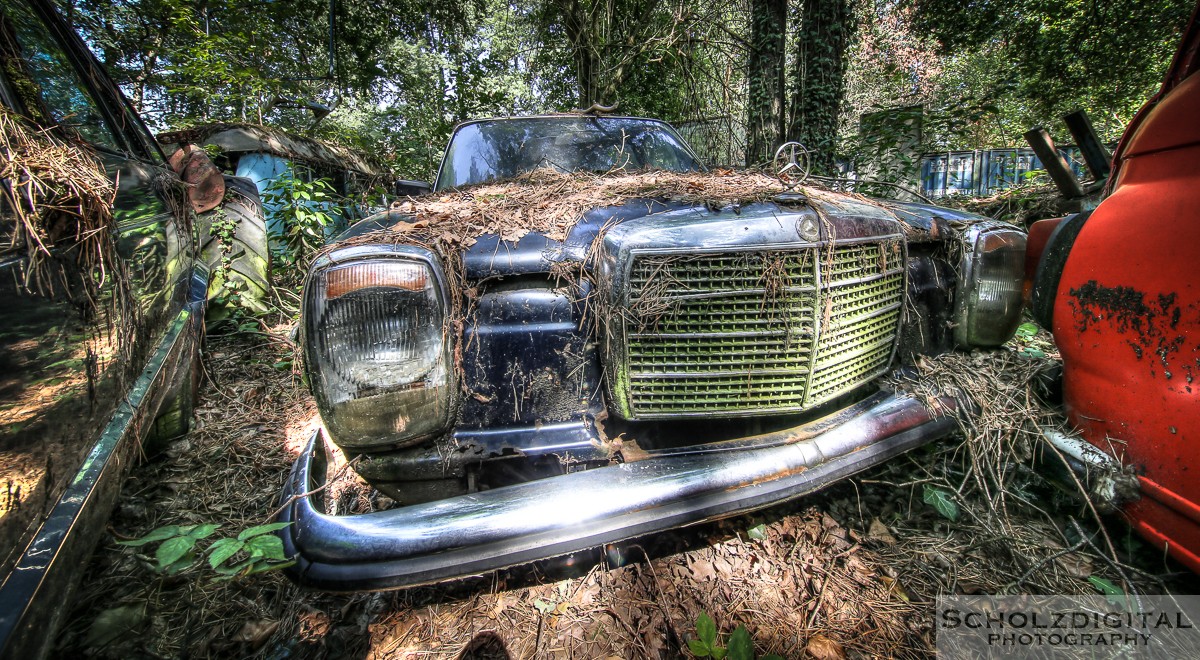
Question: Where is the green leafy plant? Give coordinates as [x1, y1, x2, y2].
[204, 195, 274, 329]
[117, 522, 294, 580]
[116, 523, 221, 575]
[922, 484, 960, 521]
[1088, 575, 1124, 597]
[205, 522, 294, 579]
[260, 165, 338, 266]
[200, 143, 224, 161]
[1013, 323, 1041, 356]
[533, 582, 572, 617]
[208, 207, 244, 307]
[687, 613, 782, 660]
[1009, 320, 1052, 358]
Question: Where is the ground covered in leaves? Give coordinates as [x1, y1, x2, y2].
[61, 326, 1199, 659]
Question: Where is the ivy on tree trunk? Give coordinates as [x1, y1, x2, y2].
[789, 0, 855, 176]
[746, 0, 786, 166]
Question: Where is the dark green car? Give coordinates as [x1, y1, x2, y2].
[0, 1, 206, 656]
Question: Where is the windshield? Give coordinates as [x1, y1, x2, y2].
[434, 117, 703, 190]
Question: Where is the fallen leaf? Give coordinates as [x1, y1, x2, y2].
[1056, 552, 1094, 579]
[844, 554, 874, 584]
[232, 619, 279, 647]
[878, 575, 912, 602]
[689, 557, 716, 581]
[806, 634, 846, 659]
[958, 580, 986, 595]
[867, 518, 897, 545]
[164, 438, 192, 459]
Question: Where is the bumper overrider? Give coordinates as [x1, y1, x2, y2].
[277, 389, 958, 591]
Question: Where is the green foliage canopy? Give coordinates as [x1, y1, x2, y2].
[905, 0, 1193, 137]
[61, 0, 1195, 178]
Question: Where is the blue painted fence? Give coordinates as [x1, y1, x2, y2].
[919, 147, 1090, 198]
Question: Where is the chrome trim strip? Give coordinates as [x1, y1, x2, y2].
[1041, 427, 1139, 511]
[0, 292, 204, 658]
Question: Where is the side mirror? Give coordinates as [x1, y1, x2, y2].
[394, 180, 432, 197]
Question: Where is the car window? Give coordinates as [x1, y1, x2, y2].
[0, 0, 120, 151]
[435, 118, 703, 190]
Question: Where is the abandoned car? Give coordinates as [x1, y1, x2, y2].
[156, 123, 388, 314]
[1028, 0, 1200, 573]
[0, 0, 209, 656]
[158, 122, 386, 249]
[276, 115, 1028, 590]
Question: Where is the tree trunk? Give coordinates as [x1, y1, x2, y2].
[746, 0, 786, 167]
[560, 0, 601, 108]
[789, 0, 855, 175]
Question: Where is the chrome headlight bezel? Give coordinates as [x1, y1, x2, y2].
[302, 244, 455, 449]
[954, 221, 1028, 347]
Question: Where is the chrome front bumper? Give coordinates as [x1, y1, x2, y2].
[277, 390, 958, 591]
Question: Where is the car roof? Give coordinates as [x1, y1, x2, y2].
[157, 122, 383, 176]
[448, 114, 679, 135]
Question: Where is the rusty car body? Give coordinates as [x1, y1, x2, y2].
[1028, 1, 1200, 573]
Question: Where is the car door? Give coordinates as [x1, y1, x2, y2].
[0, 0, 201, 656]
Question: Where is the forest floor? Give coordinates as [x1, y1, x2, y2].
[58, 324, 1199, 659]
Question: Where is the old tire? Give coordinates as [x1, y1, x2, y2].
[199, 175, 271, 318]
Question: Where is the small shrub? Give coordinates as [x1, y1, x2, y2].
[117, 522, 294, 580]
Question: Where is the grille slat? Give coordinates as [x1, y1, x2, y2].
[807, 349, 895, 404]
[615, 241, 904, 418]
[815, 315, 901, 365]
[630, 252, 817, 295]
[630, 329, 813, 339]
[630, 298, 814, 332]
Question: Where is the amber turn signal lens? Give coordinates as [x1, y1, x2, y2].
[324, 261, 428, 299]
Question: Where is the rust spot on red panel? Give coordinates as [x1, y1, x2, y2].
[1068, 280, 1192, 381]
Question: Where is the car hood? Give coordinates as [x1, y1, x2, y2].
[336, 185, 986, 281]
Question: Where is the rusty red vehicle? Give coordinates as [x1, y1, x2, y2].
[1029, 1, 1200, 572]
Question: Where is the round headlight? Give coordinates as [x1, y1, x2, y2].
[302, 246, 454, 449]
[317, 261, 442, 389]
[954, 222, 1027, 347]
